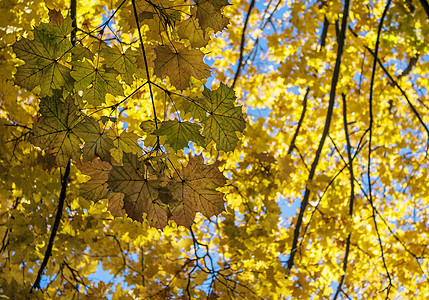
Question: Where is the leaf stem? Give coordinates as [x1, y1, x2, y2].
[131, 0, 160, 149]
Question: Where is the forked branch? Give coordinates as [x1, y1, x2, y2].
[285, 0, 352, 273]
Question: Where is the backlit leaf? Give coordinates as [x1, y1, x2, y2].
[192, 0, 229, 33]
[169, 155, 226, 227]
[154, 42, 211, 90]
[71, 60, 124, 106]
[177, 17, 210, 48]
[77, 158, 111, 200]
[135, 44, 156, 75]
[187, 83, 245, 151]
[211, 0, 230, 10]
[153, 120, 205, 150]
[107, 153, 168, 228]
[29, 92, 83, 165]
[77, 158, 126, 216]
[100, 45, 138, 85]
[107, 130, 142, 163]
[75, 117, 114, 162]
[124, 0, 180, 41]
[13, 19, 74, 96]
[107, 192, 126, 218]
[72, 45, 95, 62]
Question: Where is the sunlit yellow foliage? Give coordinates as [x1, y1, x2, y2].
[1, 0, 429, 298]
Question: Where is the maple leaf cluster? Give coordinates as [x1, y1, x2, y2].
[3, 0, 429, 298]
[10, 0, 241, 229]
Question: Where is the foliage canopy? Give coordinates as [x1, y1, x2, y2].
[1, 0, 429, 298]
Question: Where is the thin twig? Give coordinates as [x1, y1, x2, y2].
[333, 93, 356, 299]
[299, 134, 368, 251]
[241, 0, 283, 68]
[132, 0, 160, 148]
[348, 27, 429, 151]
[94, 0, 127, 34]
[367, 0, 393, 297]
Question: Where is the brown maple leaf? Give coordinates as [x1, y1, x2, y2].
[107, 153, 168, 229]
[154, 42, 211, 90]
[168, 155, 226, 227]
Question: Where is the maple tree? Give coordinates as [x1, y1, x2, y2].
[1, 0, 429, 298]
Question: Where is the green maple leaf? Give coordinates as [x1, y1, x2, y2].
[12, 19, 74, 96]
[107, 153, 168, 229]
[153, 120, 205, 150]
[29, 92, 83, 165]
[72, 45, 95, 62]
[100, 45, 138, 85]
[107, 130, 142, 163]
[177, 17, 209, 48]
[71, 59, 124, 106]
[75, 117, 114, 162]
[186, 83, 245, 151]
[169, 155, 226, 227]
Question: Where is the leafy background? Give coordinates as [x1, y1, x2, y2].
[1, 0, 429, 298]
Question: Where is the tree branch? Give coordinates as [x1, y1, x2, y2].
[32, 159, 72, 291]
[287, 87, 309, 155]
[287, 17, 328, 156]
[319, 16, 329, 50]
[232, 0, 256, 88]
[348, 27, 429, 150]
[399, 54, 419, 78]
[71, 0, 77, 45]
[285, 0, 352, 274]
[367, 1, 393, 297]
[419, 0, 429, 18]
[333, 93, 356, 299]
[240, 0, 283, 70]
